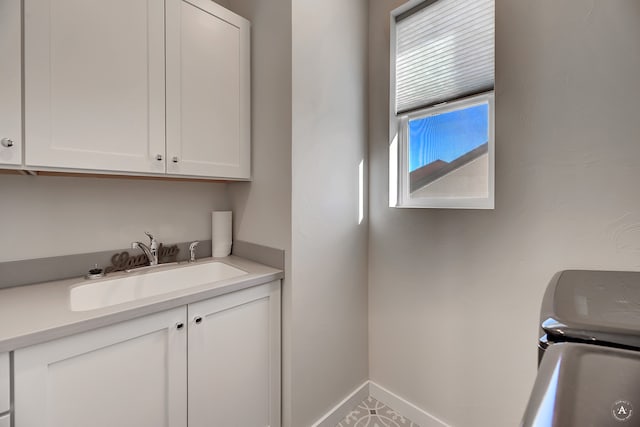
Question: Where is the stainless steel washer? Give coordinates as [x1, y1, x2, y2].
[522, 270, 640, 426]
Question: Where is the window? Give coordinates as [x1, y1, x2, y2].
[390, 0, 495, 209]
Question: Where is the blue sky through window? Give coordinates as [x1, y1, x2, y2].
[408, 103, 489, 172]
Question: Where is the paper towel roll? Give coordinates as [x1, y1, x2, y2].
[212, 211, 232, 257]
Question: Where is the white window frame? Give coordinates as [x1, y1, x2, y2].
[398, 93, 494, 209]
[389, 0, 495, 209]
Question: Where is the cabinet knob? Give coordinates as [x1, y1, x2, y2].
[194, 316, 203, 324]
[176, 322, 184, 330]
[156, 154, 163, 161]
[172, 156, 179, 163]
[1, 138, 14, 148]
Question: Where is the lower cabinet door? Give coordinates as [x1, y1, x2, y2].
[14, 307, 187, 427]
[188, 281, 281, 427]
[0, 352, 8, 413]
[0, 413, 9, 427]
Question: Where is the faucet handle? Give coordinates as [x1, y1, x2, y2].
[144, 232, 158, 250]
[189, 241, 200, 263]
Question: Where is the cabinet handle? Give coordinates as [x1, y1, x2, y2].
[156, 154, 163, 161]
[172, 156, 179, 163]
[194, 316, 203, 324]
[176, 322, 184, 330]
[1, 138, 14, 148]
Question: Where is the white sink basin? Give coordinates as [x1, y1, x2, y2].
[70, 261, 248, 311]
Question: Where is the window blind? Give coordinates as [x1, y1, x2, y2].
[395, 0, 495, 114]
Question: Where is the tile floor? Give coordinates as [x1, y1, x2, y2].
[336, 396, 420, 427]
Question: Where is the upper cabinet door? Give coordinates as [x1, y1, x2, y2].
[0, 0, 22, 166]
[24, 0, 166, 174]
[166, 0, 251, 179]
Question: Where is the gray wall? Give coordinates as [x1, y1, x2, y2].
[0, 174, 228, 262]
[227, 1, 292, 254]
[291, 0, 369, 425]
[369, 1, 640, 426]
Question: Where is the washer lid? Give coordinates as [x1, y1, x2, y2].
[541, 270, 640, 349]
[522, 342, 640, 427]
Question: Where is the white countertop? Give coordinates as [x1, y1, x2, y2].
[0, 256, 283, 353]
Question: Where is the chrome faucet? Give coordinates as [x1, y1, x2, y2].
[189, 241, 200, 263]
[131, 232, 159, 266]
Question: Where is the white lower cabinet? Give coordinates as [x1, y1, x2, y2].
[0, 352, 9, 414]
[14, 307, 188, 427]
[0, 351, 9, 427]
[13, 281, 281, 427]
[189, 281, 281, 427]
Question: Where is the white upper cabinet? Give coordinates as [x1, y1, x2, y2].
[24, 0, 166, 174]
[21, 0, 249, 179]
[166, 0, 250, 179]
[0, 0, 22, 166]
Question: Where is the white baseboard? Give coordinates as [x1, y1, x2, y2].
[369, 381, 450, 427]
[311, 380, 370, 427]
